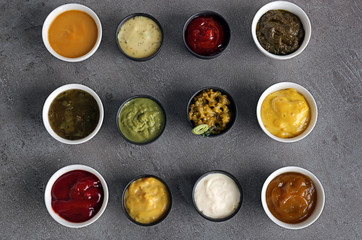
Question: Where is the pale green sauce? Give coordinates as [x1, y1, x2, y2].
[118, 98, 165, 143]
[118, 16, 162, 59]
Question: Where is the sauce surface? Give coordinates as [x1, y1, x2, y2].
[189, 89, 232, 135]
[256, 10, 304, 55]
[48, 89, 100, 140]
[194, 173, 240, 219]
[125, 177, 170, 224]
[48, 10, 98, 58]
[261, 88, 310, 138]
[51, 170, 104, 223]
[118, 98, 165, 143]
[186, 16, 225, 56]
[118, 16, 162, 59]
[266, 172, 317, 223]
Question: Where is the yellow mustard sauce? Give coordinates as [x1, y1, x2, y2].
[118, 16, 162, 58]
[125, 177, 170, 224]
[261, 88, 310, 138]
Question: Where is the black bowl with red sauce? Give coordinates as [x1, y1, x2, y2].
[183, 11, 231, 59]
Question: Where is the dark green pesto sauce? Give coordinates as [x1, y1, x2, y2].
[48, 89, 100, 140]
[256, 10, 305, 55]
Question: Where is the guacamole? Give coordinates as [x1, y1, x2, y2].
[118, 98, 165, 143]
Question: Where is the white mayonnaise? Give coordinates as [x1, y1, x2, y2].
[194, 173, 240, 219]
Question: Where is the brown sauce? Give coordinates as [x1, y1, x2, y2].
[266, 172, 317, 223]
[256, 10, 305, 55]
[48, 89, 100, 140]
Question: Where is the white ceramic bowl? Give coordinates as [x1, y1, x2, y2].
[42, 84, 104, 144]
[42, 3, 102, 62]
[44, 164, 109, 228]
[251, 1, 311, 60]
[261, 166, 325, 229]
[256, 82, 317, 143]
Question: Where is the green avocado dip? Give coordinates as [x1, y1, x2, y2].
[118, 98, 165, 143]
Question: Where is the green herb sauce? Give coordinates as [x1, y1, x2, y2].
[256, 10, 305, 55]
[48, 89, 100, 140]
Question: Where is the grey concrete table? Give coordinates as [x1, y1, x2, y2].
[1, 0, 361, 239]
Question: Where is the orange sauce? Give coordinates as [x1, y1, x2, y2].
[48, 10, 98, 58]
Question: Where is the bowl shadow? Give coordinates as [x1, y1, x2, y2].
[99, 15, 129, 59]
[19, 86, 60, 129]
[166, 171, 201, 219]
[232, 82, 266, 130]
[161, 13, 194, 59]
[104, 175, 130, 211]
[163, 87, 195, 133]
[20, 161, 60, 213]
[101, 91, 124, 138]
[20, 5, 53, 55]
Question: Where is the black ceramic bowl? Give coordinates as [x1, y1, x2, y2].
[192, 170, 243, 222]
[121, 174, 172, 226]
[115, 13, 164, 61]
[183, 11, 231, 59]
[116, 95, 166, 145]
[187, 87, 237, 137]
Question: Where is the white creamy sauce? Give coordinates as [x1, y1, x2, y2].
[118, 16, 162, 58]
[194, 173, 240, 219]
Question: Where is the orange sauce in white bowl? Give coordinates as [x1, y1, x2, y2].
[48, 10, 98, 58]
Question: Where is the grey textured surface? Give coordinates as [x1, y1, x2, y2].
[0, 0, 361, 239]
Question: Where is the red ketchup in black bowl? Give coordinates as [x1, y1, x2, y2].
[51, 170, 104, 223]
[184, 11, 230, 59]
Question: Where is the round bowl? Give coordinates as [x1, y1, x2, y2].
[44, 164, 109, 228]
[116, 95, 166, 145]
[192, 170, 243, 222]
[42, 83, 104, 144]
[251, 1, 311, 60]
[187, 87, 237, 137]
[183, 11, 231, 59]
[256, 82, 317, 143]
[42, 3, 102, 62]
[115, 13, 163, 61]
[121, 174, 172, 226]
[261, 166, 325, 229]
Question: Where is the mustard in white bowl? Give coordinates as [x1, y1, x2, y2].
[256, 82, 318, 143]
[261, 88, 310, 138]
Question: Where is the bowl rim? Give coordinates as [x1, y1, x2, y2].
[116, 95, 167, 145]
[44, 164, 109, 228]
[42, 83, 104, 145]
[187, 86, 237, 137]
[192, 170, 243, 222]
[261, 166, 325, 229]
[251, 1, 311, 60]
[42, 3, 102, 62]
[256, 82, 318, 143]
[183, 10, 231, 59]
[121, 174, 173, 226]
[115, 13, 164, 61]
